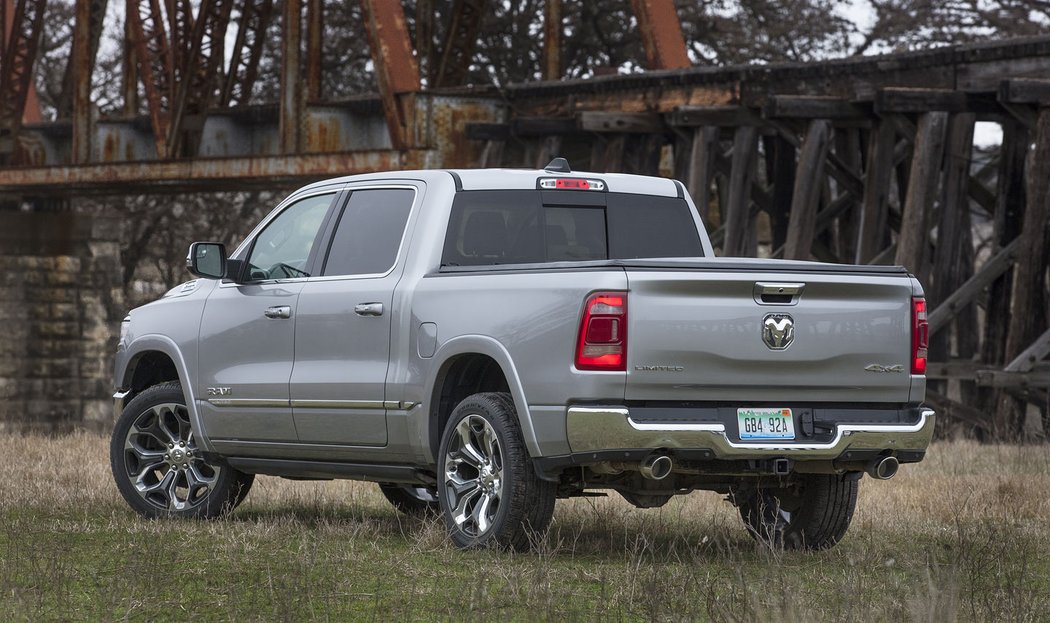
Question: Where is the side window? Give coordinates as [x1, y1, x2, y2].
[246, 193, 334, 281]
[322, 188, 414, 276]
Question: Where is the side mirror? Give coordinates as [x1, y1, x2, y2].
[186, 242, 227, 279]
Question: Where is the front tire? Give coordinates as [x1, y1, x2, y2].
[437, 392, 556, 551]
[734, 474, 858, 550]
[110, 381, 254, 519]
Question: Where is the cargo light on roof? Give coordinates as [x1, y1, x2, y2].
[538, 178, 606, 191]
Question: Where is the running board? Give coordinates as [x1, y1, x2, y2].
[225, 457, 436, 485]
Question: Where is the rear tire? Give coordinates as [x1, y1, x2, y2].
[379, 484, 439, 516]
[437, 392, 557, 551]
[735, 474, 858, 550]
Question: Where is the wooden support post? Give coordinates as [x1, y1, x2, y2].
[927, 237, 1021, 335]
[932, 113, 978, 403]
[722, 125, 758, 256]
[783, 120, 831, 260]
[996, 107, 1050, 437]
[279, 0, 302, 153]
[686, 126, 719, 222]
[982, 120, 1029, 368]
[832, 128, 862, 262]
[896, 112, 948, 277]
[855, 120, 896, 264]
[766, 135, 795, 253]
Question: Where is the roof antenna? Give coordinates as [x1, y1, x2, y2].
[544, 157, 572, 173]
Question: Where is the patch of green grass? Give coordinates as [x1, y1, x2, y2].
[2, 436, 1049, 621]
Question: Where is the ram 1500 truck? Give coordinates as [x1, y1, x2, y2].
[110, 160, 934, 551]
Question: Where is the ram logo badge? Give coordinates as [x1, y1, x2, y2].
[762, 313, 794, 350]
[207, 387, 232, 396]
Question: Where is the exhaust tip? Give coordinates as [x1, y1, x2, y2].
[867, 456, 899, 480]
[640, 454, 673, 480]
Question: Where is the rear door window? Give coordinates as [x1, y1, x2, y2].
[322, 188, 415, 276]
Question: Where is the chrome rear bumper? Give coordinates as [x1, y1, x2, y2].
[566, 406, 935, 461]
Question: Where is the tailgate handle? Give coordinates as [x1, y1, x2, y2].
[754, 282, 805, 305]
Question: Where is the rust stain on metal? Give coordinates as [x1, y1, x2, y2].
[0, 0, 48, 157]
[629, 0, 690, 70]
[360, 0, 420, 150]
[126, 0, 173, 157]
[0, 151, 420, 194]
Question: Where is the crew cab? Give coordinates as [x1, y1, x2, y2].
[110, 160, 934, 551]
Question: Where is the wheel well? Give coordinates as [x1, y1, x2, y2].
[126, 351, 180, 399]
[430, 354, 511, 457]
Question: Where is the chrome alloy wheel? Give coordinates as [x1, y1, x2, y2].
[443, 414, 504, 537]
[120, 402, 220, 512]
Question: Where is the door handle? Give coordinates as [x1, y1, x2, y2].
[354, 302, 384, 317]
[264, 305, 292, 319]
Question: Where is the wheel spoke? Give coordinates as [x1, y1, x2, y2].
[188, 462, 216, 487]
[482, 425, 499, 463]
[472, 492, 494, 534]
[451, 483, 482, 528]
[167, 472, 185, 511]
[126, 438, 166, 462]
[455, 420, 486, 467]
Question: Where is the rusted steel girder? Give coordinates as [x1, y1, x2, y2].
[57, 0, 106, 120]
[0, 0, 47, 156]
[279, 0, 302, 152]
[168, 0, 194, 89]
[543, 0, 561, 81]
[70, 0, 106, 163]
[220, 0, 273, 107]
[431, 0, 487, 88]
[127, 0, 174, 157]
[305, 0, 321, 101]
[360, 0, 421, 150]
[628, 0, 689, 70]
[168, 0, 234, 156]
[0, 150, 421, 195]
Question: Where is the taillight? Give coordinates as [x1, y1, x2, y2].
[911, 297, 928, 375]
[575, 292, 627, 371]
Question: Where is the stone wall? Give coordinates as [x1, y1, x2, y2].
[0, 210, 123, 433]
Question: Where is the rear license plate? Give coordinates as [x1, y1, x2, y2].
[737, 408, 795, 440]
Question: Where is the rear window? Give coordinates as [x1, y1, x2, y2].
[441, 191, 703, 267]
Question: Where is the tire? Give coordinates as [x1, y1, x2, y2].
[379, 484, 439, 516]
[735, 474, 858, 550]
[437, 392, 557, 551]
[110, 381, 254, 519]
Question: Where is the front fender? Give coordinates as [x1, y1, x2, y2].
[118, 334, 213, 452]
[420, 335, 540, 462]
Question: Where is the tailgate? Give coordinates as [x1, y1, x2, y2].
[625, 262, 917, 403]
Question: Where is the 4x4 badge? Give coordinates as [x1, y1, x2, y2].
[762, 313, 794, 350]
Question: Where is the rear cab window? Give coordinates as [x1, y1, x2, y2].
[441, 190, 703, 267]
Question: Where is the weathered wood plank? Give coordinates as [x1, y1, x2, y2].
[976, 370, 1050, 388]
[855, 121, 896, 263]
[666, 107, 764, 128]
[722, 125, 759, 256]
[999, 78, 1050, 104]
[896, 112, 948, 277]
[1004, 327, 1050, 373]
[578, 111, 664, 133]
[925, 390, 988, 428]
[875, 87, 967, 113]
[686, 126, 720, 221]
[765, 96, 867, 120]
[784, 120, 831, 260]
[927, 236, 1021, 335]
[996, 108, 1050, 434]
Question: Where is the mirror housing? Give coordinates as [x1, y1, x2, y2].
[186, 242, 227, 279]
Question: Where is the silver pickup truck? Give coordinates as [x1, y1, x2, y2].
[110, 160, 934, 551]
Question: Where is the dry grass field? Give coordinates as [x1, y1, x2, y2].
[2, 434, 1049, 622]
